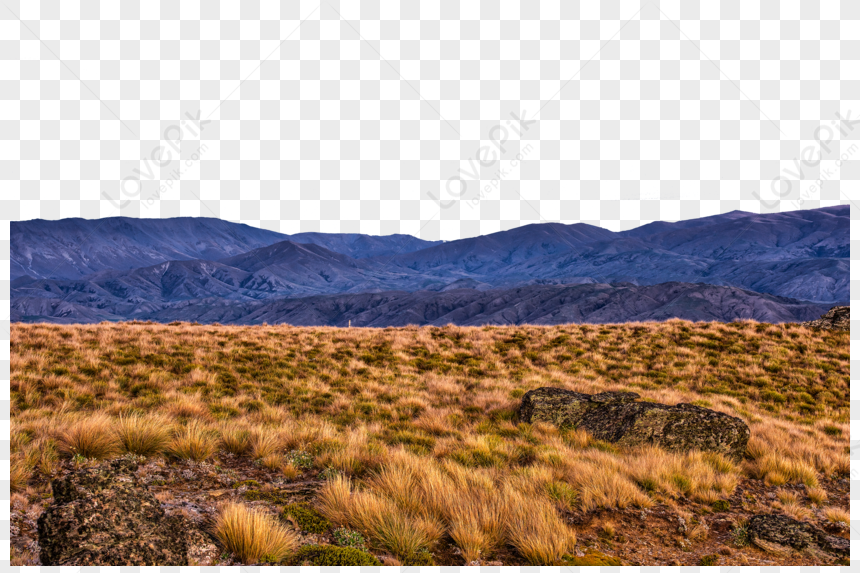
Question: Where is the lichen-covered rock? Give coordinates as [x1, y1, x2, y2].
[748, 514, 849, 558]
[801, 306, 849, 331]
[37, 458, 194, 565]
[519, 388, 750, 459]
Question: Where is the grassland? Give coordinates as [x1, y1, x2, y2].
[10, 321, 850, 565]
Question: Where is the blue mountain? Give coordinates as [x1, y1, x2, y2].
[10, 205, 849, 324]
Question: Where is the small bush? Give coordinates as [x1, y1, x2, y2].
[332, 527, 366, 549]
[822, 425, 842, 437]
[58, 414, 119, 459]
[291, 544, 381, 566]
[282, 503, 332, 534]
[243, 490, 292, 504]
[711, 500, 730, 512]
[730, 519, 750, 547]
[700, 554, 719, 566]
[287, 450, 314, 470]
[213, 502, 299, 564]
[232, 479, 261, 489]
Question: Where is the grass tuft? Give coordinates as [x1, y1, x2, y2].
[58, 414, 119, 459]
[213, 502, 299, 564]
[116, 413, 172, 456]
[166, 420, 217, 461]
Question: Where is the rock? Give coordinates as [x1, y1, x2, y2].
[748, 514, 849, 558]
[519, 388, 750, 459]
[801, 306, 849, 330]
[37, 458, 195, 565]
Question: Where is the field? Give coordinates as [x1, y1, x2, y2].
[10, 321, 851, 566]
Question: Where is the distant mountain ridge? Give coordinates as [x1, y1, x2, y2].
[10, 205, 849, 325]
[10, 282, 835, 326]
[11, 217, 442, 280]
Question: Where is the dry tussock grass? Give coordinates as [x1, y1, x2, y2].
[10, 321, 849, 564]
[213, 502, 299, 563]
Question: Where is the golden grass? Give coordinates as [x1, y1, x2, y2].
[806, 486, 828, 506]
[822, 506, 850, 527]
[213, 502, 299, 563]
[116, 413, 172, 456]
[166, 420, 217, 461]
[58, 413, 119, 459]
[504, 484, 577, 564]
[219, 425, 251, 455]
[10, 320, 850, 564]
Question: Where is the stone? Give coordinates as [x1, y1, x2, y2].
[748, 514, 849, 558]
[801, 306, 849, 331]
[37, 458, 195, 565]
[519, 387, 750, 459]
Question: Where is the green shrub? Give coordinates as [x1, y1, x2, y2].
[711, 500, 731, 512]
[822, 425, 842, 437]
[700, 554, 719, 566]
[282, 503, 331, 534]
[402, 548, 435, 566]
[291, 544, 381, 566]
[332, 527, 366, 550]
[244, 489, 292, 504]
[231, 479, 260, 489]
[731, 522, 750, 547]
[560, 551, 622, 566]
[286, 450, 314, 470]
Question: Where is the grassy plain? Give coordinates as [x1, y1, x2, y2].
[10, 321, 850, 565]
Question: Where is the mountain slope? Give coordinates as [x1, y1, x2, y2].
[12, 282, 835, 326]
[286, 232, 442, 259]
[10, 217, 291, 280]
[11, 217, 444, 280]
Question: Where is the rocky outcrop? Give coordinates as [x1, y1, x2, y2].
[37, 459, 194, 565]
[748, 514, 849, 559]
[801, 306, 849, 331]
[519, 388, 750, 459]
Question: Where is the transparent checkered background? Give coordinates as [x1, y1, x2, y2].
[0, 0, 858, 568]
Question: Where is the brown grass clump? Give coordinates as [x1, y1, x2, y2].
[166, 420, 217, 461]
[116, 414, 172, 457]
[317, 475, 354, 527]
[249, 429, 282, 460]
[567, 453, 652, 511]
[822, 506, 850, 528]
[213, 502, 299, 564]
[10, 456, 30, 492]
[504, 484, 577, 564]
[625, 446, 738, 502]
[219, 426, 251, 455]
[806, 486, 828, 506]
[58, 414, 119, 459]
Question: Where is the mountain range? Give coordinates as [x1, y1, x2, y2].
[10, 205, 848, 325]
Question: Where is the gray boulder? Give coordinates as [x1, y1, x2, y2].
[519, 387, 750, 459]
[37, 459, 194, 565]
[801, 305, 849, 331]
[748, 514, 849, 558]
